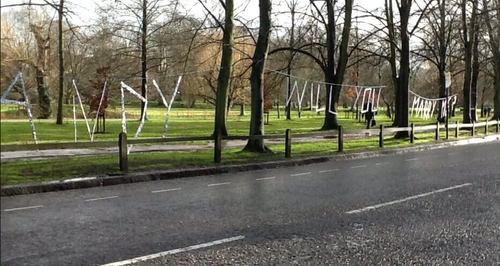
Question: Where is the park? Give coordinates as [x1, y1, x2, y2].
[1, 0, 500, 265]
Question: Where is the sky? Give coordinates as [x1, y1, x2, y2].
[1, 0, 387, 30]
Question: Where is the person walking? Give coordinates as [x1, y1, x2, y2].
[365, 103, 375, 129]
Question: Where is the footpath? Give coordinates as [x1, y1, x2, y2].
[1, 134, 371, 162]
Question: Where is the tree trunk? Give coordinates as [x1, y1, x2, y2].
[321, 0, 353, 130]
[35, 68, 52, 119]
[227, 98, 233, 114]
[385, 0, 399, 127]
[244, 0, 272, 152]
[483, 0, 500, 120]
[461, 0, 477, 124]
[437, 0, 447, 122]
[56, 0, 64, 124]
[438, 68, 446, 122]
[213, 0, 234, 137]
[30, 24, 52, 119]
[495, 74, 500, 120]
[285, 75, 292, 119]
[286, 4, 295, 121]
[140, 0, 148, 120]
[394, 0, 412, 138]
[471, 30, 480, 122]
[239, 103, 245, 116]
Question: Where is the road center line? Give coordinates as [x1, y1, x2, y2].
[100, 235, 246, 266]
[208, 182, 231, 187]
[346, 183, 472, 214]
[291, 172, 312, 177]
[319, 169, 339, 173]
[405, 158, 419, 161]
[256, 177, 276, 181]
[151, 188, 182, 194]
[4, 205, 44, 212]
[85, 196, 119, 202]
[375, 162, 389, 166]
[351, 165, 367, 169]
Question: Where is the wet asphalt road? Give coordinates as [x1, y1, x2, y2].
[1, 141, 499, 266]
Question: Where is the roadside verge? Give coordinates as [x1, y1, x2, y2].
[2, 134, 498, 197]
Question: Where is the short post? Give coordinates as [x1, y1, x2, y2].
[472, 120, 475, 137]
[338, 126, 344, 152]
[214, 130, 222, 163]
[455, 121, 459, 138]
[435, 121, 440, 140]
[497, 119, 499, 133]
[485, 120, 489, 136]
[118, 132, 128, 172]
[285, 129, 292, 158]
[445, 119, 449, 140]
[379, 124, 384, 148]
[410, 123, 415, 144]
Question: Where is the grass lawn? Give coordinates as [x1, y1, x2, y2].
[2, 129, 495, 186]
[0, 103, 488, 144]
[1, 102, 496, 186]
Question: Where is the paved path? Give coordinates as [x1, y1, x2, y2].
[2, 134, 361, 162]
[1, 141, 499, 265]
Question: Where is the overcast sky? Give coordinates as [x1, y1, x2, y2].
[1, 0, 387, 30]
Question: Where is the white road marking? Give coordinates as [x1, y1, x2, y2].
[375, 162, 389, 166]
[319, 169, 339, 173]
[4, 205, 44, 212]
[291, 172, 312, 177]
[85, 196, 119, 202]
[405, 158, 419, 161]
[100, 235, 246, 266]
[346, 183, 472, 214]
[351, 165, 367, 169]
[151, 188, 182, 194]
[208, 182, 231, 187]
[256, 177, 276, 181]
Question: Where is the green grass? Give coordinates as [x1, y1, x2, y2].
[2, 130, 491, 186]
[0, 103, 487, 144]
[1, 102, 496, 186]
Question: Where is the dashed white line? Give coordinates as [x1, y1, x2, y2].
[100, 235, 246, 266]
[256, 177, 276, 181]
[346, 183, 472, 214]
[319, 169, 339, 173]
[207, 182, 231, 187]
[375, 162, 389, 166]
[4, 205, 44, 212]
[85, 196, 119, 202]
[351, 165, 367, 169]
[151, 188, 182, 194]
[291, 172, 312, 177]
[405, 158, 419, 161]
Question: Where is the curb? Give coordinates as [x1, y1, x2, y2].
[2, 135, 499, 197]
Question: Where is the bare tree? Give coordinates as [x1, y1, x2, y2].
[104, 0, 181, 119]
[29, 23, 53, 119]
[244, 0, 272, 152]
[413, 0, 460, 121]
[461, 0, 479, 123]
[56, 0, 64, 124]
[196, 0, 235, 136]
[285, 0, 298, 120]
[482, 0, 500, 119]
[269, 0, 354, 130]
